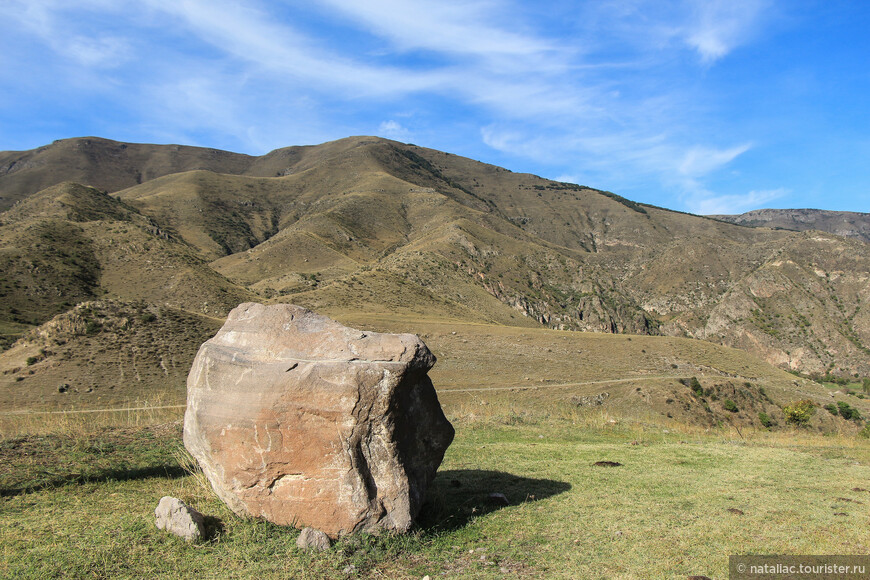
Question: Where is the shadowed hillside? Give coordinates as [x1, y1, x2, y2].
[0, 181, 252, 347]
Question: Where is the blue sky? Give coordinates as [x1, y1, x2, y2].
[1, 0, 868, 214]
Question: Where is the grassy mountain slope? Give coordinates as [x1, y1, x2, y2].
[0, 300, 222, 410]
[0, 182, 252, 346]
[0, 138, 255, 211]
[0, 135, 408, 213]
[1, 136, 869, 406]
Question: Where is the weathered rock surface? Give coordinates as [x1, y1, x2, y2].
[296, 527, 331, 551]
[183, 303, 454, 538]
[154, 496, 205, 542]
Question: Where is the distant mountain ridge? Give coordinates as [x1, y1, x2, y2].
[1, 136, 869, 407]
[710, 208, 870, 244]
[0, 136, 329, 212]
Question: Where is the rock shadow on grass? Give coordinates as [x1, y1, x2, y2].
[0, 463, 189, 497]
[201, 514, 226, 542]
[417, 469, 571, 532]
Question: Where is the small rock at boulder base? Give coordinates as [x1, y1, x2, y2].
[154, 496, 206, 542]
[184, 303, 455, 539]
[296, 527, 331, 552]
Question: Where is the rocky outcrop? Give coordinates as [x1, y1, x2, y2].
[183, 303, 454, 538]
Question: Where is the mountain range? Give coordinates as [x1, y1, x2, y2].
[710, 208, 870, 245]
[1, 136, 868, 409]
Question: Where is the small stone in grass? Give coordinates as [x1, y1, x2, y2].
[727, 508, 744, 515]
[296, 527, 331, 552]
[154, 496, 205, 543]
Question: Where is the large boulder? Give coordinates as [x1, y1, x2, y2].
[183, 303, 454, 538]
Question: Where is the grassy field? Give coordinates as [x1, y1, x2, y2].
[2, 402, 869, 579]
[2, 317, 869, 578]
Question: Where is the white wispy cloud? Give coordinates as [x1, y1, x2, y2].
[1, 0, 132, 68]
[131, 0, 600, 143]
[315, 0, 557, 61]
[0, 0, 788, 212]
[139, 0, 449, 96]
[572, 0, 771, 63]
[66, 36, 131, 68]
[378, 120, 411, 141]
[679, 144, 752, 178]
[682, 0, 769, 63]
[687, 188, 788, 215]
[482, 124, 755, 211]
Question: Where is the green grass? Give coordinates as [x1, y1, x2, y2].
[2, 409, 869, 579]
[822, 381, 867, 393]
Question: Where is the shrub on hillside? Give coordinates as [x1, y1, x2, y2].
[680, 377, 704, 397]
[836, 401, 862, 421]
[723, 399, 739, 413]
[758, 412, 774, 428]
[783, 400, 816, 426]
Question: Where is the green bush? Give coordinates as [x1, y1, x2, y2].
[680, 377, 704, 397]
[26, 356, 38, 366]
[824, 403, 838, 415]
[859, 424, 870, 438]
[723, 399, 739, 413]
[758, 412, 773, 428]
[837, 401, 862, 421]
[783, 400, 816, 426]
